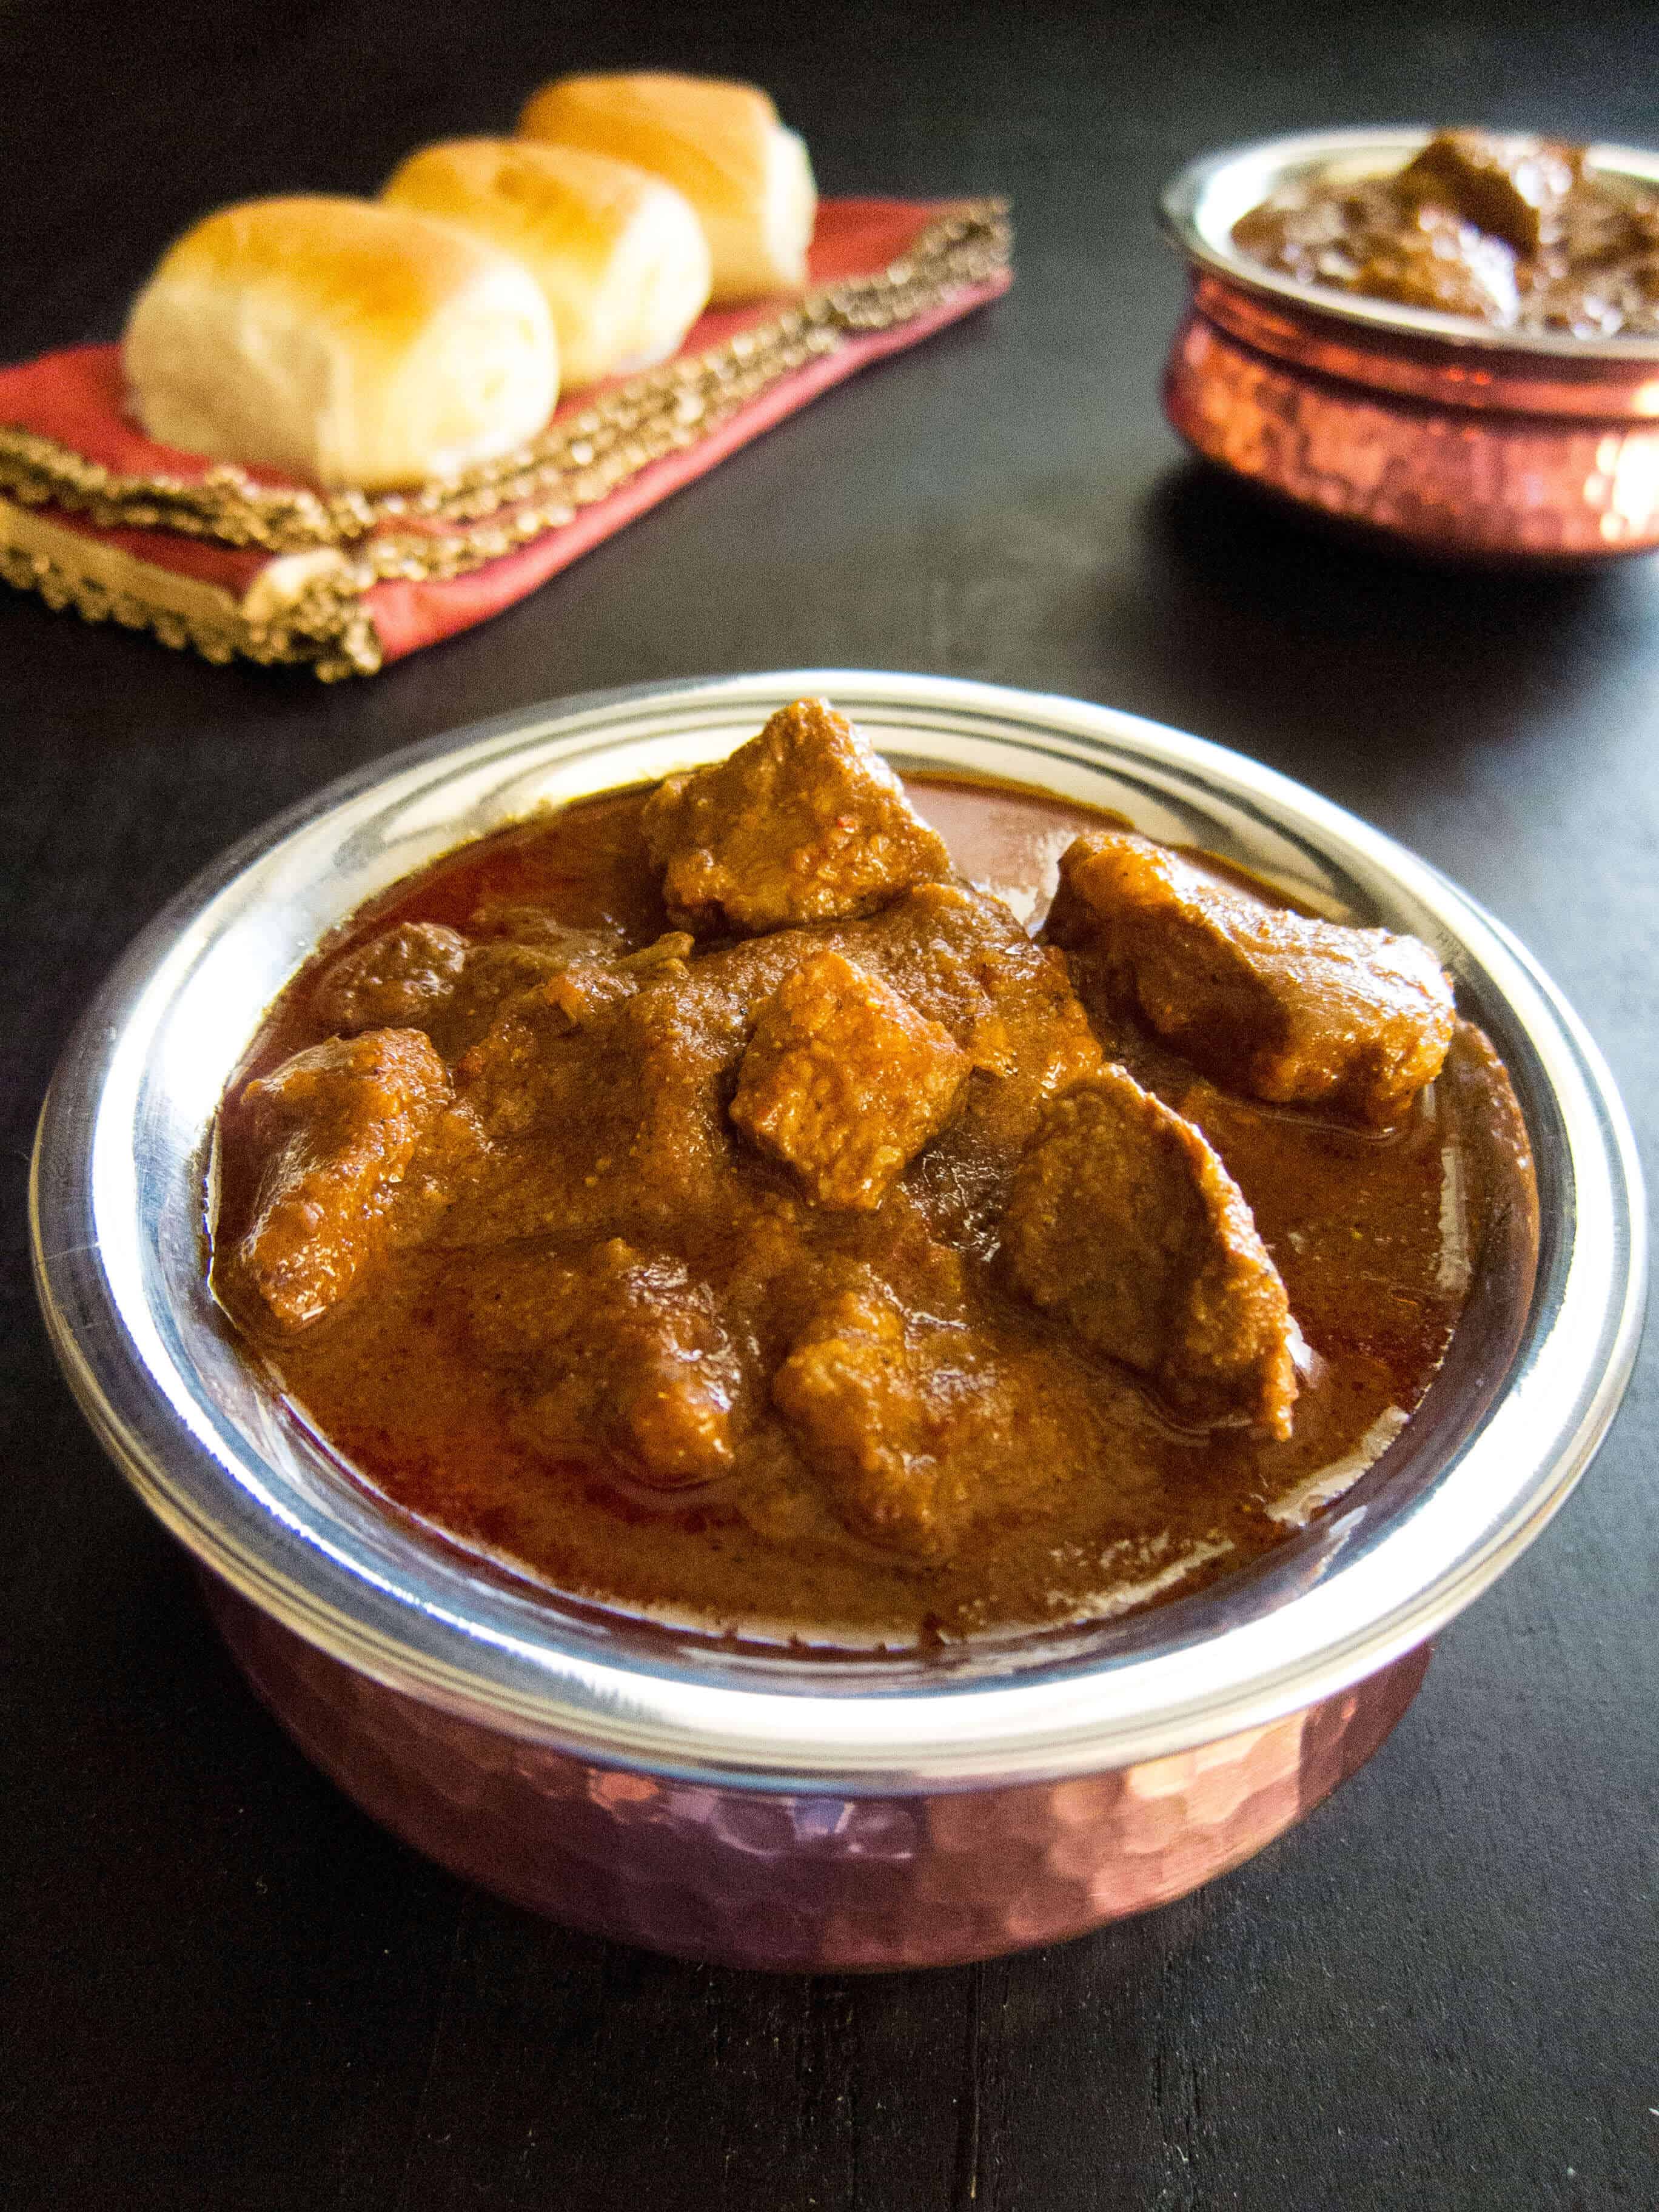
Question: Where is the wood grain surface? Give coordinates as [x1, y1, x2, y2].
[2, 4, 1655, 2207]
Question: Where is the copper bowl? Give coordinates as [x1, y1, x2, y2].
[1160, 129, 1659, 560]
[29, 672, 1645, 1970]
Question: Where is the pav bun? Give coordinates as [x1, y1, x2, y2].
[517, 72, 816, 303]
[122, 196, 559, 490]
[382, 138, 712, 387]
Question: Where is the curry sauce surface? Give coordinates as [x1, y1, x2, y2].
[214, 777, 1524, 1647]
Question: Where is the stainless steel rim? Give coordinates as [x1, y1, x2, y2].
[1160, 126, 1659, 364]
[29, 672, 1648, 1789]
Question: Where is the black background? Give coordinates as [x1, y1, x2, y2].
[4, 4, 1656, 2207]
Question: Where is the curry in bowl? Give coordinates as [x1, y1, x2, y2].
[212, 699, 1530, 1647]
[1233, 127, 1659, 338]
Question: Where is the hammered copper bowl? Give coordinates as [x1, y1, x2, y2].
[30, 672, 1644, 1971]
[1161, 129, 1659, 560]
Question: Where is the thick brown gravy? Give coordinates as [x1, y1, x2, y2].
[213, 766, 1530, 1649]
[1233, 129, 1659, 339]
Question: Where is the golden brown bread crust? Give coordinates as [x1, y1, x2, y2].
[122, 196, 559, 490]
[517, 71, 817, 302]
[381, 138, 712, 388]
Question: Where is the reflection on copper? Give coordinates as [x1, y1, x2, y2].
[205, 1574, 1432, 1970]
[1165, 275, 1659, 557]
[1191, 275, 1659, 420]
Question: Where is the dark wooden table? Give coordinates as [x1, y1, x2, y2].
[4, 4, 1656, 2206]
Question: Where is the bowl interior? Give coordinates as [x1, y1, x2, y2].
[1162, 126, 1659, 363]
[32, 672, 1644, 1785]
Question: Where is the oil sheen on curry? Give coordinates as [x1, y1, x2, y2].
[212, 700, 1530, 1647]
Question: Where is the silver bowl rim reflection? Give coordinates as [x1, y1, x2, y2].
[28, 672, 1646, 1792]
[1160, 124, 1659, 365]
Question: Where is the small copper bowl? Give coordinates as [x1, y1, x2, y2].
[1160, 129, 1659, 560]
[29, 673, 1644, 1970]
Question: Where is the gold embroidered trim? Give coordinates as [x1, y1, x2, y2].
[0, 200, 1010, 678]
[0, 202, 1010, 552]
[0, 502, 381, 678]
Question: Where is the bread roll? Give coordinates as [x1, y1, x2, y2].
[122, 196, 559, 491]
[382, 139, 712, 388]
[517, 72, 816, 303]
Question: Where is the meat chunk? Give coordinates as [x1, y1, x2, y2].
[641, 697, 951, 935]
[446, 875, 1105, 1264]
[466, 907, 628, 959]
[312, 922, 468, 1036]
[448, 944, 757, 1253]
[730, 950, 971, 1210]
[1351, 208, 1518, 321]
[842, 882, 1108, 1219]
[459, 1238, 738, 1490]
[1002, 1070, 1299, 1436]
[1046, 830, 1455, 1125]
[230, 1030, 475, 1332]
[309, 918, 643, 1061]
[771, 1285, 1013, 1558]
[449, 939, 588, 1041]
[425, 931, 695, 1073]
[1395, 129, 1580, 255]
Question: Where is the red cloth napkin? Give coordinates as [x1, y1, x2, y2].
[0, 199, 1010, 674]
